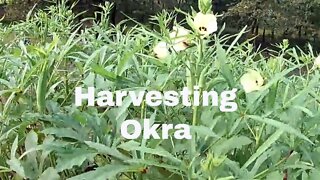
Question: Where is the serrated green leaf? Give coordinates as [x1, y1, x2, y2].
[7, 158, 26, 178]
[25, 130, 38, 160]
[191, 125, 219, 138]
[67, 164, 140, 180]
[242, 130, 283, 169]
[118, 141, 181, 163]
[247, 115, 313, 144]
[39, 167, 60, 180]
[42, 128, 85, 141]
[24, 130, 39, 179]
[91, 63, 137, 86]
[216, 44, 235, 87]
[7, 136, 25, 178]
[266, 171, 283, 180]
[213, 136, 252, 156]
[10, 135, 18, 159]
[85, 141, 129, 161]
[56, 149, 97, 172]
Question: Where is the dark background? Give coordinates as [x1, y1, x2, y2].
[1, 0, 319, 50]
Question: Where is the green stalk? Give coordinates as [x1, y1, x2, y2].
[140, 100, 146, 160]
[254, 156, 288, 179]
[64, 60, 69, 99]
[192, 38, 204, 126]
[189, 38, 204, 177]
[36, 60, 48, 113]
[256, 123, 266, 146]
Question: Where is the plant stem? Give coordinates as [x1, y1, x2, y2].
[190, 38, 204, 178]
[254, 156, 288, 179]
[192, 38, 204, 126]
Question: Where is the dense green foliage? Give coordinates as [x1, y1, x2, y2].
[1, 0, 320, 47]
[0, 0, 320, 179]
[226, 0, 320, 40]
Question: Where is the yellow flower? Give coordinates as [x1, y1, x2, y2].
[169, 26, 190, 52]
[240, 69, 264, 93]
[314, 55, 320, 69]
[153, 41, 170, 59]
[193, 12, 218, 37]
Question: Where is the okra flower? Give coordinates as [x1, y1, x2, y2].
[169, 26, 190, 52]
[314, 55, 320, 69]
[240, 69, 264, 93]
[153, 41, 170, 59]
[193, 12, 218, 37]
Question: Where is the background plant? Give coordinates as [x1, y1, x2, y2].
[0, 0, 320, 179]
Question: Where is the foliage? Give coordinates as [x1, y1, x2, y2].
[0, 0, 320, 179]
[226, 0, 320, 38]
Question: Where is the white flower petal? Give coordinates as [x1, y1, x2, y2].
[240, 69, 264, 93]
[169, 26, 190, 52]
[170, 26, 190, 39]
[206, 20, 218, 34]
[173, 42, 189, 52]
[314, 55, 320, 68]
[193, 12, 218, 36]
[153, 41, 170, 59]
